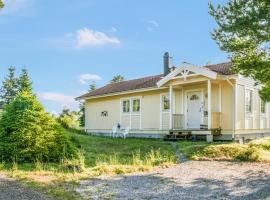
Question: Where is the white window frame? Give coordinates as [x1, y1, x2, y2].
[260, 99, 266, 115]
[121, 98, 131, 114]
[120, 96, 142, 130]
[132, 97, 141, 113]
[245, 89, 253, 115]
[161, 94, 170, 112]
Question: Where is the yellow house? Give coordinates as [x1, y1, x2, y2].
[78, 53, 270, 141]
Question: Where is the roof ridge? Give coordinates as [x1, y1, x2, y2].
[107, 74, 163, 86]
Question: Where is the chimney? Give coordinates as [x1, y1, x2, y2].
[163, 52, 172, 76]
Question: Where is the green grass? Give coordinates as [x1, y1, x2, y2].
[0, 130, 176, 200]
[68, 131, 176, 167]
[178, 138, 270, 162]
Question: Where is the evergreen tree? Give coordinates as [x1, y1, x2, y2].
[78, 82, 97, 127]
[18, 68, 32, 94]
[89, 82, 97, 92]
[0, 91, 77, 162]
[209, 0, 270, 101]
[110, 75, 125, 83]
[0, 67, 19, 106]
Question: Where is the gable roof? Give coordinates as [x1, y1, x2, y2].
[205, 62, 233, 75]
[77, 74, 163, 99]
[77, 62, 233, 99]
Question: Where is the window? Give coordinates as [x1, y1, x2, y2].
[162, 94, 170, 111]
[245, 90, 253, 113]
[132, 98, 141, 112]
[122, 99, 130, 113]
[190, 94, 199, 101]
[261, 100, 266, 114]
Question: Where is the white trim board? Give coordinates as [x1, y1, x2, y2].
[157, 64, 217, 87]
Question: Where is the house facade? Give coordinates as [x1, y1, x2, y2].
[78, 53, 270, 140]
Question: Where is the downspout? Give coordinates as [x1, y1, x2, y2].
[226, 78, 236, 140]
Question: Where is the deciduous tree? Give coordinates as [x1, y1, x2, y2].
[209, 0, 270, 101]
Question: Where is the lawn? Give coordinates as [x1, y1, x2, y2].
[0, 130, 176, 200]
[68, 131, 176, 167]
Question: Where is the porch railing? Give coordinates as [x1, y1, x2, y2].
[211, 112, 221, 129]
[172, 114, 184, 129]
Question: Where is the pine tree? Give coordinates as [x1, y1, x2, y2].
[78, 82, 97, 127]
[110, 75, 125, 83]
[0, 67, 19, 106]
[89, 82, 97, 92]
[0, 91, 77, 162]
[209, 0, 270, 101]
[18, 68, 32, 94]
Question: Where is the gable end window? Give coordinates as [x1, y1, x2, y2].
[245, 90, 253, 113]
[122, 99, 130, 113]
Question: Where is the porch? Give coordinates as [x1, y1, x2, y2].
[157, 65, 227, 142]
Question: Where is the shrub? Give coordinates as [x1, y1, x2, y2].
[0, 92, 77, 163]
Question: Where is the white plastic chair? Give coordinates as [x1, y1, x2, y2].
[111, 126, 118, 138]
[122, 127, 130, 139]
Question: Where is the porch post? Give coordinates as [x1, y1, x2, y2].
[169, 85, 173, 130]
[208, 80, 212, 129]
[219, 83, 222, 112]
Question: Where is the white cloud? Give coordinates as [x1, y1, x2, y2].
[145, 20, 159, 31]
[76, 28, 120, 48]
[39, 92, 75, 104]
[110, 26, 118, 33]
[147, 20, 159, 28]
[0, 0, 31, 15]
[79, 73, 102, 84]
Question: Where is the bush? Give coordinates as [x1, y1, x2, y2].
[191, 143, 265, 161]
[0, 92, 77, 163]
[57, 109, 80, 129]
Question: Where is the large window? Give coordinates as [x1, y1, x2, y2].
[261, 100, 266, 114]
[162, 94, 170, 111]
[122, 98, 141, 113]
[132, 98, 141, 112]
[122, 99, 130, 113]
[245, 90, 253, 113]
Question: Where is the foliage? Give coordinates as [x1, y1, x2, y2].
[209, 0, 270, 101]
[78, 82, 97, 127]
[110, 75, 125, 84]
[57, 108, 80, 129]
[0, 92, 77, 162]
[78, 103, 85, 127]
[178, 138, 270, 162]
[18, 68, 33, 93]
[89, 82, 97, 92]
[0, 0, 4, 8]
[0, 67, 19, 107]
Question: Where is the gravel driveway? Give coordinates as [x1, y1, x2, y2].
[77, 161, 270, 200]
[0, 173, 50, 200]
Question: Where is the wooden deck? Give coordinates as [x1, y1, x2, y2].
[164, 128, 222, 141]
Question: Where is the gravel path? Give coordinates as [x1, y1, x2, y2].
[77, 161, 270, 200]
[0, 173, 51, 200]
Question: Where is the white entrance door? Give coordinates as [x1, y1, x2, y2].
[186, 91, 202, 129]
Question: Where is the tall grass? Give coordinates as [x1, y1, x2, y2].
[93, 148, 175, 175]
[179, 137, 270, 162]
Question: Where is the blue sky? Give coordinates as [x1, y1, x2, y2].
[0, 0, 228, 114]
